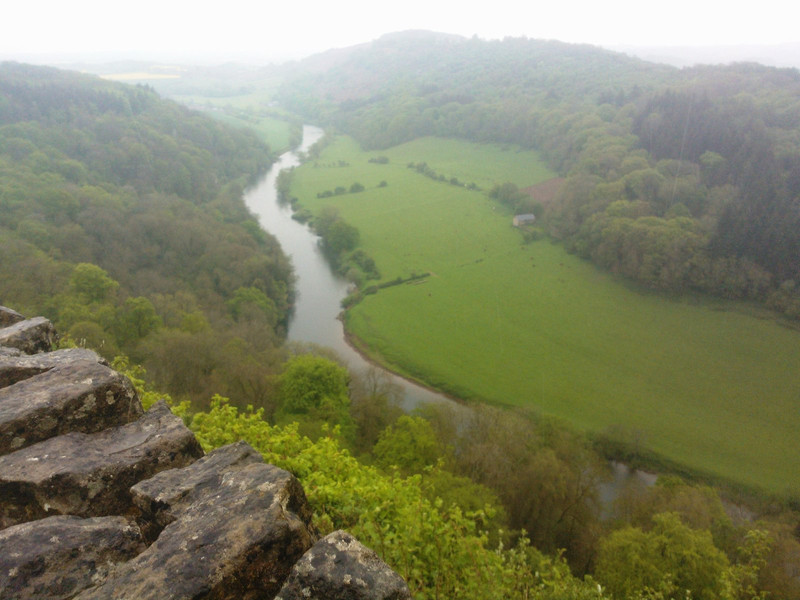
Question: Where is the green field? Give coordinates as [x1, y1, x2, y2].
[291, 135, 800, 495]
[209, 112, 295, 153]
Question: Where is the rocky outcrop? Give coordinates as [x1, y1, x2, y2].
[0, 400, 203, 529]
[0, 316, 57, 354]
[130, 440, 266, 540]
[0, 516, 145, 600]
[0, 306, 24, 327]
[0, 358, 142, 455]
[0, 312, 410, 600]
[0, 347, 106, 388]
[277, 531, 413, 600]
[77, 450, 316, 600]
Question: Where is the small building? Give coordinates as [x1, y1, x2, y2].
[513, 213, 536, 227]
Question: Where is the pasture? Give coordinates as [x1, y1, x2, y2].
[210, 113, 295, 152]
[291, 135, 800, 495]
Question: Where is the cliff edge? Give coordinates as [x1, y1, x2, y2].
[0, 306, 411, 600]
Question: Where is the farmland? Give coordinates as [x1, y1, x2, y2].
[291, 134, 800, 495]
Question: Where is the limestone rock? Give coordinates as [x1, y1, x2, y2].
[76, 456, 315, 600]
[0, 316, 57, 354]
[0, 515, 144, 600]
[131, 439, 265, 540]
[0, 347, 106, 389]
[0, 359, 142, 455]
[276, 530, 412, 600]
[0, 306, 24, 327]
[0, 401, 202, 529]
[0, 347, 22, 358]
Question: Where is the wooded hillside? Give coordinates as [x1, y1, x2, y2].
[0, 62, 293, 406]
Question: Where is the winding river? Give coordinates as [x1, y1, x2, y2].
[244, 125, 451, 410]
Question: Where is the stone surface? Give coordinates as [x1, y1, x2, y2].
[0, 401, 203, 529]
[276, 530, 412, 600]
[131, 439, 265, 540]
[0, 316, 57, 354]
[75, 459, 315, 600]
[0, 306, 24, 327]
[0, 515, 144, 600]
[0, 359, 142, 455]
[0, 346, 22, 358]
[0, 347, 106, 389]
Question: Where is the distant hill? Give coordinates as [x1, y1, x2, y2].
[608, 42, 800, 69]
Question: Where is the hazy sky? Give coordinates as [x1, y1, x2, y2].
[3, 0, 798, 64]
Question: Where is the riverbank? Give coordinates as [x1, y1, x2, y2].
[340, 320, 466, 408]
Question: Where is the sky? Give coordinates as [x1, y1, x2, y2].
[2, 0, 799, 65]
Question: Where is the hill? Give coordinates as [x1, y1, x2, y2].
[0, 62, 293, 406]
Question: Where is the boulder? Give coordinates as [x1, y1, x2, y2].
[0, 347, 106, 389]
[0, 316, 57, 354]
[0, 515, 144, 600]
[131, 439, 265, 540]
[0, 401, 202, 529]
[0, 306, 24, 327]
[75, 458, 315, 600]
[0, 359, 142, 455]
[276, 530, 412, 600]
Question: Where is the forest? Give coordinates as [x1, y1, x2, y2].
[0, 62, 294, 406]
[1, 53, 800, 599]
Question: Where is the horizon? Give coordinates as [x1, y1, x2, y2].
[5, 35, 800, 73]
[2, 0, 800, 69]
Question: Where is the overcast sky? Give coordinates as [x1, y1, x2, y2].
[2, 0, 799, 65]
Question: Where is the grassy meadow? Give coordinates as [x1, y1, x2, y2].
[209, 113, 295, 153]
[291, 135, 800, 495]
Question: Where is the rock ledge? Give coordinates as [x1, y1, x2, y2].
[0, 311, 410, 600]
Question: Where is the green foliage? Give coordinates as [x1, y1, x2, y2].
[595, 512, 729, 600]
[489, 181, 527, 209]
[373, 415, 443, 472]
[110, 355, 190, 418]
[114, 297, 161, 347]
[70, 263, 118, 303]
[275, 354, 355, 442]
[347, 366, 404, 453]
[325, 219, 360, 255]
[277, 354, 350, 416]
[187, 396, 608, 600]
[227, 286, 278, 327]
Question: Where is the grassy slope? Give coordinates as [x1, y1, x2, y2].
[292, 135, 800, 495]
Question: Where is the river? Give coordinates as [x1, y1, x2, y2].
[244, 125, 452, 410]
